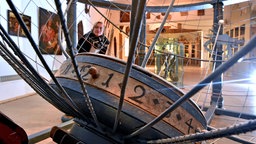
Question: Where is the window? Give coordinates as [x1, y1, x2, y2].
[240, 24, 245, 35]
[197, 9, 205, 16]
[235, 27, 239, 37]
[230, 29, 234, 38]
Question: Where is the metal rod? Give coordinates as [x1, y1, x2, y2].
[28, 120, 74, 144]
[145, 119, 256, 143]
[67, 0, 77, 51]
[211, 1, 224, 108]
[112, 0, 147, 133]
[138, 13, 146, 65]
[54, 0, 102, 129]
[201, 106, 256, 120]
[129, 0, 138, 45]
[6, 0, 81, 114]
[141, 0, 176, 68]
[204, 102, 217, 124]
[0, 40, 78, 117]
[207, 126, 255, 144]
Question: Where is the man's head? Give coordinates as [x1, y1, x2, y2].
[92, 21, 104, 37]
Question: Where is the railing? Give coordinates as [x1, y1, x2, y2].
[28, 119, 74, 144]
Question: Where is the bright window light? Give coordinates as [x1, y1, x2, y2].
[124, 37, 129, 57]
[250, 70, 256, 83]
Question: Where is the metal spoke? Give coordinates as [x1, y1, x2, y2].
[145, 120, 256, 143]
[54, 0, 102, 129]
[112, 0, 147, 133]
[6, 0, 82, 115]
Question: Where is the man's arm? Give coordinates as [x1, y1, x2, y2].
[77, 34, 91, 53]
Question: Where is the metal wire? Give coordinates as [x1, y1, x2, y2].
[145, 119, 256, 143]
[0, 39, 79, 117]
[54, 0, 102, 129]
[6, 0, 84, 117]
[112, 0, 147, 133]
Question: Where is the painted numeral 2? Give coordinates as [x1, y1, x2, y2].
[128, 85, 145, 104]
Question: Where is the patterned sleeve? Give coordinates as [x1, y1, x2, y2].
[77, 33, 91, 53]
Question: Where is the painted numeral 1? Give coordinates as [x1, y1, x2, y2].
[102, 73, 114, 88]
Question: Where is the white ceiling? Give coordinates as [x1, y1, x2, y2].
[106, 0, 250, 6]
[106, 0, 210, 6]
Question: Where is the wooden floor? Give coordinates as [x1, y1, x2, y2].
[182, 66, 256, 143]
[0, 66, 256, 143]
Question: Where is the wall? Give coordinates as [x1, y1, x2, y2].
[108, 8, 214, 65]
[0, 0, 66, 79]
[0, 0, 110, 79]
[223, 1, 256, 79]
[0, 0, 112, 100]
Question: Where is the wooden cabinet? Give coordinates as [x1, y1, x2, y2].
[182, 42, 201, 66]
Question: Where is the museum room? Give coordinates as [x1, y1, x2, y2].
[0, 0, 256, 143]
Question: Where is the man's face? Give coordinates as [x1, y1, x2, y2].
[93, 23, 104, 37]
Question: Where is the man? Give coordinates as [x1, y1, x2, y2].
[77, 21, 110, 54]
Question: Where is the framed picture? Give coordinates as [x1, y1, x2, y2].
[39, 7, 61, 55]
[197, 9, 205, 16]
[7, 10, 31, 37]
[240, 24, 245, 36]
[120, 11, 130, 22]
[146, 12, 151, 19]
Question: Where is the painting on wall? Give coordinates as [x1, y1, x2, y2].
[7, 10, 31, 37]
[120, 11, 130, 22]
[38, 7, 61, 55]
[146, 12, 151, 19]
[197, 9, 205, 16]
